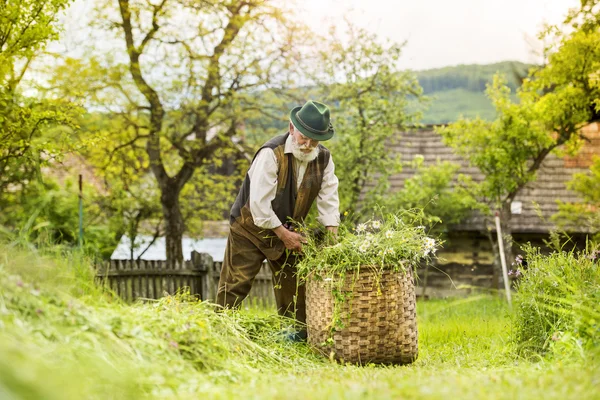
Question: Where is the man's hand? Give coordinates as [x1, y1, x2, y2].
[326, 226, 338, 236]
[325, 226, 338, 244]
[273, 225, 307, 252]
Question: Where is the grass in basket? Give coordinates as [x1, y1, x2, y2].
[294, 209, 438, 333]
[295, 209, 438, 280]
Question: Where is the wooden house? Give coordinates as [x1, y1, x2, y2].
[382, 123, 600, 297]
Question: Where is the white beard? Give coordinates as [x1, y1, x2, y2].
[291, 136, 320, 162]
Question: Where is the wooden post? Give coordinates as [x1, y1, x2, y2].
[191, 251, 214, 301]
[495, 211, 512, 309]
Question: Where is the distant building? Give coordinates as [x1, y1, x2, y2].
[377, 123, 600, 296]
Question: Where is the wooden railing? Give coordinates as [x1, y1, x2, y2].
[95, 251, 275, 307]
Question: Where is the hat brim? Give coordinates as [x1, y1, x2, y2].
[289, 106, 335, 141]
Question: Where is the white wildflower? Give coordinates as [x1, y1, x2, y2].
[359, 241, 370, 253]
[371, 220, 382, 230]
[385, 248, 395, 255]
[355, 223, 367, 234]
[385, 230, 394, 239]
[365, 233, 375, 242]
[423, 237, 436, 256]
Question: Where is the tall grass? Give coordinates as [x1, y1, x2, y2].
[1, 241, 598, 399]
[512, 245, 600, 358]
[0, 243, 319, 399]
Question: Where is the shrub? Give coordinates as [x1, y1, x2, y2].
[512, 245, 600, 357]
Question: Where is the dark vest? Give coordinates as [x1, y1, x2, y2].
[230, 133, 330, 260]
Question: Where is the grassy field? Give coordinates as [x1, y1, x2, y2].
[0, 245, 598, 399]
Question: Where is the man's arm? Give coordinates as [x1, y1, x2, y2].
[249, 149, 306, 251]
[248, 148, 282, 229]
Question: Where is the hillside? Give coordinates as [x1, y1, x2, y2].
[414, 61, 533, 124]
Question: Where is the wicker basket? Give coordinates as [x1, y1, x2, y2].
[306, 267, 418, 365]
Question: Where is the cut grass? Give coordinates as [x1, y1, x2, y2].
[0, 244, 598, 399]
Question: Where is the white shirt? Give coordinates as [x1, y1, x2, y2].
[248, 135, 340, 229]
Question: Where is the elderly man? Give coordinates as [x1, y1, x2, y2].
[216, 100, 340, 336]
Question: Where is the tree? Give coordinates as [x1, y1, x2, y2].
[55, 0, 307, 261]
[315, 20, 425, 214]
[80, 112, 165, 259]
[438, 22, 600, 287]
[385, 159, 477, 231]
[553, 156, 600, 241]
[564, 0, 600, 32]
[0, 0, 80, 216]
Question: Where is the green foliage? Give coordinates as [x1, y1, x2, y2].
[415, 61, 531, 95]
[564, 0, 600, 32]
[0, 0, 81, 212]
[48, 0, 311, 260]
[436, 17, 600, 285]
[412, 62, 529, 124]
[297, 210, 437, 279]
[0, 176, 117, 259]
[523, 28, 600, 134]
[0, 0, 71, 72]
[553, 157, 600, 240]
[315, 20, 425, 213]
[438, 75, 551, 212]
[512, 246, 600, 357]
[385, 160, 478, 231]
[438, 20, 600, 215]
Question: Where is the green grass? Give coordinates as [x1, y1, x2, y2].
[0, 244, 598, 399]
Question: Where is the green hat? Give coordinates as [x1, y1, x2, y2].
[289, 100, 335, 141]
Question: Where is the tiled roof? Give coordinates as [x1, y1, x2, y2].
[380, 123, 600, 233]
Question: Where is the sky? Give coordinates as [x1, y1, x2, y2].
[297, 0, 579, 70]
[57, 0, 579, 72]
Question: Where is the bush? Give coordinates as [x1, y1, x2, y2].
[512, 245, 600, 357]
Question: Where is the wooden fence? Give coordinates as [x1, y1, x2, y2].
[96, 251, 276, 307]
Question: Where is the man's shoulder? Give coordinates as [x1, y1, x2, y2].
[317, 143, 330, 153]
[261, 133, 289, 149]
[317, 144, 331, 165]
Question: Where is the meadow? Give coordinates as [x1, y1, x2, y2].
[0, 243, 598, 400]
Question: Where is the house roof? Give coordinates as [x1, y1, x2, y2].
[384, 123, 600, 233]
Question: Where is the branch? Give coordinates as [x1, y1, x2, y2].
[137, 218, 163, 261]
[102, 130, 150, 169]
[196, 3, 253, 140]
[118, 0, 168, 185]
[138, 0, 167, 53]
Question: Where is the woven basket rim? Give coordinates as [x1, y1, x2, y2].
[305, 262, 414, 280]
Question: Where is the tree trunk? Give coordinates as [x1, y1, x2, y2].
[485, 204, 514, 292]
[484, 225, 502, 291]
[162, 186, 185, 263]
